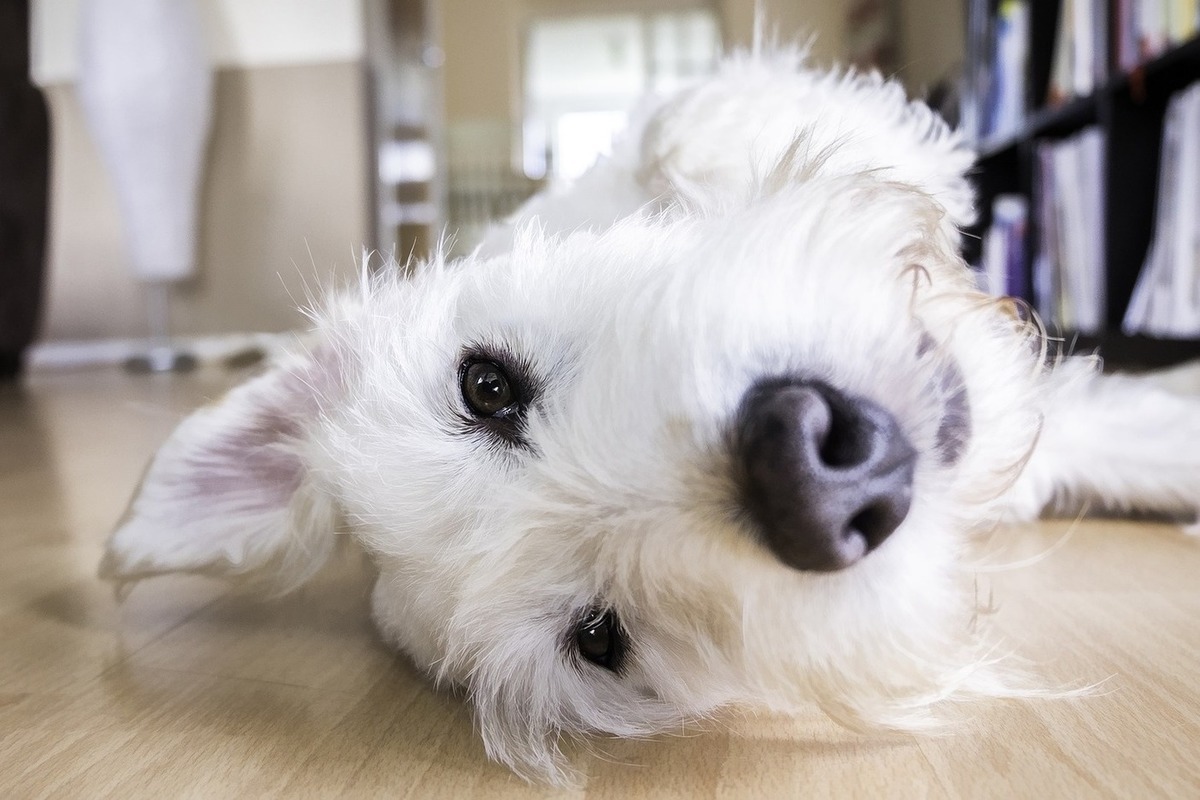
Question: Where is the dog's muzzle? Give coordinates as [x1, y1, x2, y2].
[735, 378, 916, 572]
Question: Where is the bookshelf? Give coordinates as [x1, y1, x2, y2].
[964, 1, 1200, 369]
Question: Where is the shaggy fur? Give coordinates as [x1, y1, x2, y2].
[102, 49, 1200, 785]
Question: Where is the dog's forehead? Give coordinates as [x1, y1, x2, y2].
[448, 180, 937, 340]
[456, 228, 666, 321]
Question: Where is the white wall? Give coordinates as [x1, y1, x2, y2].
[31, 0, 366, 84]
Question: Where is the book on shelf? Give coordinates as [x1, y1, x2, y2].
[1032, 127, 1107, 333]
[981, 195, 1030, 299]
[983, 0, 1030, 139]
[962, 0, 990, 142]
[1115, 0, 1200, 71]
[1123, 81, 1200, 337]
[1047, 0, 1108, 105]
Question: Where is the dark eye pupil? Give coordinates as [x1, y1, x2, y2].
[463, 361, 514, 416]
[576, 607, 621, 670]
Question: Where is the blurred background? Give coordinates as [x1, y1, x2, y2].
[1, 0, 965, 374]
[9, 0, 1200, 376]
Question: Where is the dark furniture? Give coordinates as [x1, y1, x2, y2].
[0, 0, 50, 380]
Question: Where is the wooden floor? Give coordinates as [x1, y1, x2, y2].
[2, 367, 1199, 798]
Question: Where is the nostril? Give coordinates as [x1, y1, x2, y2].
[816, 400, 873, 469]
[849, 504, 887, 542]
[848, 492, 910, 548]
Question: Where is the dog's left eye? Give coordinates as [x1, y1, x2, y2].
[458, 351, 538, 447]
[462, 360, 517, 417]
[575, 606, 626, 672]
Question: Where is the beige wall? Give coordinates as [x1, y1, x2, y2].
[34, 1, 371, 346]
[41, 62, 369, 342]
[719, 0, 847, 64]
[441, 0, 522, 122]
[898, 0, 965, 94]
[724, 0, 966, 96]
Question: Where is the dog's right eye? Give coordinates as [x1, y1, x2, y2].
[462, 360, 517, 417]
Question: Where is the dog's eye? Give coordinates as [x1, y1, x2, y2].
[457, 350, 539, 448]
[575, 606, 625, 671]
[462, 360, 516, 417]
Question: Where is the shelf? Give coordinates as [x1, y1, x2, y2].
[1028, 94, 1098, 138]
[1056, 332, 1200, 371]
[972, 39, 1200, 158]
[974, 92, 1098, 154]
[1109, 34, 1200, 96]
[976, 133, 1020, 161]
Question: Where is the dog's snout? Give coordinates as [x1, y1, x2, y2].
[736, 379, 916, 572]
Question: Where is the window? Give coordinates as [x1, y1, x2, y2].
[522, 8, 721, 181]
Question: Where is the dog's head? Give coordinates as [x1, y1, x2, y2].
[104, 167, 1044, 782]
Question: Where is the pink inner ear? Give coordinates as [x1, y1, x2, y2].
[186, 414, 304, 512]
[175, 354, 335, 513]
[104, 348, 344, 584]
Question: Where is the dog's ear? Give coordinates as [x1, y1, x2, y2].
[101, 352, 340, 592]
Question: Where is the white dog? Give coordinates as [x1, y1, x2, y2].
[101, 49, 1200, 784]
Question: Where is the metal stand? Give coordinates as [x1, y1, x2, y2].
[124, 282, 196, 373]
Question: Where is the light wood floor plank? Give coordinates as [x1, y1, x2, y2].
[2, 369, 1198, 797]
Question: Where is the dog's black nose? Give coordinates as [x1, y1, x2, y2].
[735, 379, 916, 571]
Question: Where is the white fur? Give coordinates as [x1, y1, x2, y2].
[102, 48, 1200, 785]
[1006, 357, 1200, 527]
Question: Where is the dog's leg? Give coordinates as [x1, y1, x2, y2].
[1002, 358, 1200, 530]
